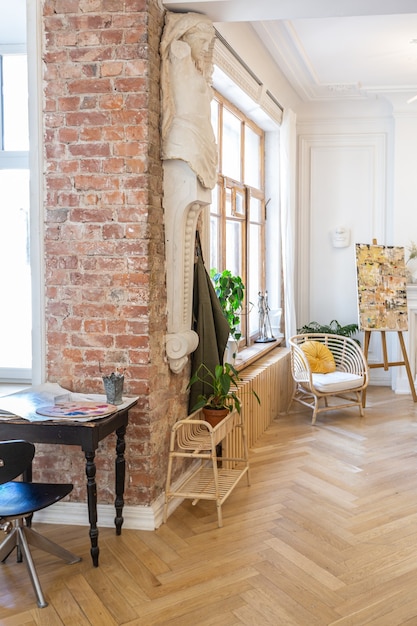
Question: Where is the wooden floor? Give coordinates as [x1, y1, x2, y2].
[2, 386, 417, 625]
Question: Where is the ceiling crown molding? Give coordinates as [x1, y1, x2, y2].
[253, 21, 367, 103]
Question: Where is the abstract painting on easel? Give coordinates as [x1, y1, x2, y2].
[355, 243, 408, 331]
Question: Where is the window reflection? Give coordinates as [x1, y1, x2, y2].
[2, 54, 29, 151]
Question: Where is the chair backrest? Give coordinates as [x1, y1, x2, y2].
[289, 333, 368, 376]
[0, 440, 35, 485]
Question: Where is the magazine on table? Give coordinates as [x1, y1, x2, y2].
[0, 382, 137, 422]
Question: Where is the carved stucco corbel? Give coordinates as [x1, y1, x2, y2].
[163, 160, 211, 373]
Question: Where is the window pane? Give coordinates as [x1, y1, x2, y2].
[244, 126, 260, 188]
[225, 186, 233, 217]
[249, 195, 262, 222]
[210, 185, 221, 270]
[0, 169, 31, 369]
[249, 223, 261, 336]
[235, 188, 245, 216]
[225, 220, 242, 277]
[2, 55, 29, 151]
[222, 108, 241, 181]
[211, 184, 220, 215]
[210, 214, 220, 271]
[226, 219, 243, 340]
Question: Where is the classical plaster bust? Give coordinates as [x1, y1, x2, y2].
[160, 12, 217, 190]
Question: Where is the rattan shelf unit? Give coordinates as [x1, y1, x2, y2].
[163, 408, 250, 527]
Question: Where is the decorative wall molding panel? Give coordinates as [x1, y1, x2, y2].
[297, 131, 388, 386]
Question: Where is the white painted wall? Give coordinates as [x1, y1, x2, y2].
[296, 116, 392, 385]
[392, 113, 417, 247]
[295, 101, 417, 387]
[211, 22, 417, 388]
[297, 118, 390, 324]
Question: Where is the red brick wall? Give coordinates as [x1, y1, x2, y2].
[39, 0, 188, 507]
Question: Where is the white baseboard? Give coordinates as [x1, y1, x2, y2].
[34, 498, 164, 531]
[33, 465, 196, 531]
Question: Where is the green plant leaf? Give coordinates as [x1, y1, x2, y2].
[210, 269, 246, 341]
[188, 361, 260, 414]
[297, 319, 360, 344]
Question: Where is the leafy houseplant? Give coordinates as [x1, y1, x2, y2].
[297, 319, 360, 344]
[187, 362, 260, 426]
[210, 269, 245, 342]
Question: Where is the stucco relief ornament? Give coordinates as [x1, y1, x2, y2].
[160, 12, 217, 189]
[161, 12, 217, 373]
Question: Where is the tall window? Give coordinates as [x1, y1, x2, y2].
[210, 92, 266, 346]
[0, 50, 31, 380]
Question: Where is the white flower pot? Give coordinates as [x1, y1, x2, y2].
[224, 337, 238, 365]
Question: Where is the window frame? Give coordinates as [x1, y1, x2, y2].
[0, 38, 37, 383]
[210, 90, 266, 348]
[0, 1, 45, 385]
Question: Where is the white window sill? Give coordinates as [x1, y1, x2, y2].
[234, 335, 285, 371]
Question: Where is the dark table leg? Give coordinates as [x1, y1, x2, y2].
[114, 424, 126, 535]
[85, 450, 99, 567]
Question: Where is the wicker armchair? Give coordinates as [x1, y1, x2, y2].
[289, 333, 369, 425]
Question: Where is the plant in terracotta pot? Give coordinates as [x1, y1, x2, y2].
[187, 362, 260, 427]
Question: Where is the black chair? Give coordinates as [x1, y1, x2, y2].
[0, 440, 81, 608]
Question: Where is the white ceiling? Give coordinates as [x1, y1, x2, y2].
[163, 0, 417, 105]
[2, 0, 417, 105]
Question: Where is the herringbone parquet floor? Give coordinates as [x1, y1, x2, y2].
[1, 386, 417, 625]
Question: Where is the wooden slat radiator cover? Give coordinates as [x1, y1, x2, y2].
[223, 348, 292, 461]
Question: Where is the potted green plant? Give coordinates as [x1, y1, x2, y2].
[187, 362, 260, 427]
[210, 269, 245, 342]
[210, 269, 246, 362]
[297, 319, 360, 344]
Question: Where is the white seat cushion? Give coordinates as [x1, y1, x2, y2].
[312, 371, 364, 393]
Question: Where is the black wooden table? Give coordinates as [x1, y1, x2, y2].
[0, 402, 135, 567]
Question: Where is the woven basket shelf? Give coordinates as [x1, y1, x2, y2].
[163, 408, 250, 527]
[168, 465, 249, 503]
[174, 409, 240, 451]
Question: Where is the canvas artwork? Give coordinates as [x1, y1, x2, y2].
[355, 243, 408, 331]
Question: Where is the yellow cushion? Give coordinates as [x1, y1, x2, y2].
[301, 340, 336, 374]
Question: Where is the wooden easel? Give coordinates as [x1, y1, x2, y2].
[362, 330, 417, 405]
[358, 239, 417, 406]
